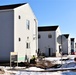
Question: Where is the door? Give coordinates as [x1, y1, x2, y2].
[48, 48, 52, 56]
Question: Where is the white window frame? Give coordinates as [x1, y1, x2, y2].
[26, 20, 30, 30]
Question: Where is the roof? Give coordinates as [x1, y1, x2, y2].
[0, 3, 26, 10]
[71, 38, 75, 41]
[62, 34, 69, 39]
[38, 26, 59, 31]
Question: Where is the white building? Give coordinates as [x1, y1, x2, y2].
[61, 34, 71, 55]
[71, 38, 75, 54]
[75, 43, 76, 53]
[38, 26, 61, 57]
[0, 3, 38, 62]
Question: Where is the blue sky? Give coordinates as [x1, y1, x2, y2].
[0, 0, 76, 38]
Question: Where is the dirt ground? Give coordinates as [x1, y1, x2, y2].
[0, 60, 58, 69]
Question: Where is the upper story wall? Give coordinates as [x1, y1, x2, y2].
[14, 3, 38, 60]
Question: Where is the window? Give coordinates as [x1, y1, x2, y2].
[26, 42, 30, 49]
[19, 38, 21, 42]
[38, 34, 41, 39]
[26, 20, 30, 30]
[26, 43, 28, 48]
[33, 37, 35, 40]
[59, 45, 62, 53]
[48, 34, 52, 38]
[19, 15, 21, 19]
[27, 37, 29, 39]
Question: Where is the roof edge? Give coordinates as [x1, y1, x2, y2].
[0, 3, 27, 7]
[0, 3, 27, 10]
[38, 25, 59, 31]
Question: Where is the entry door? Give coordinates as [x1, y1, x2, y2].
[48, 48, 52, 56]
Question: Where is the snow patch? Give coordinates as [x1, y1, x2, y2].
[25, 67, 44, 71]
[16, 71, 76, 75]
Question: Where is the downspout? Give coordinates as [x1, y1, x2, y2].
[34, 19, 38, 56]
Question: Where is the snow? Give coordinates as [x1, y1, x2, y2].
[67, 55, 76, 59]
[44, 56, 68, 64]
[4, 66, 76, 75]
[16, 71, 61, 75]
[1, 55, 76, 75]
[25, 67, 44, 71]
[62, 71, 76, 75]
[60, 62, 76, 68]
[16, 71, 76, 75]
[44, 55, 76, 64]
[1, 71, 76, 75]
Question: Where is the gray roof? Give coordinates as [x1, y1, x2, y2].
[62, 34, 69, 39]
[0, 3, 26, 10]
[71, 38, 75, 41]
[38, 26, 59, 31]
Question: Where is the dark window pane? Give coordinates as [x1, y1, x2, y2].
[19, 15, 21, 19]
[19, 38, 21, 41]
[48, 34, 52, 38]
[26, 43, 30, 49]
[26, 20, 30, 30]
[26, 43, 28, 48]
[38, 34, 41, 39]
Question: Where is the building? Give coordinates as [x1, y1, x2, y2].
[71, 38, 75, 54]
[38, 26, 61, 57]
[0, 3, 38, 62]
[61, 34, 71, 55]
[75, 43, 76, 53]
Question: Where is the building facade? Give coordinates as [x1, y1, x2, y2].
[38, 26, 61, 57]
[71, 38, 75, 54]
[61, 34, 71, 55]
[0, 3, 38, 62]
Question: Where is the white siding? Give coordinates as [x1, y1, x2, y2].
[38, 31, 56, 56]
[55, 27, 61, 56]
[61, 35, 71, 55]
[62, 39, 68, 54]
[0, 10, 14, 61]
[14, 4, 38, 62]
[68, 37, 71, 54]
